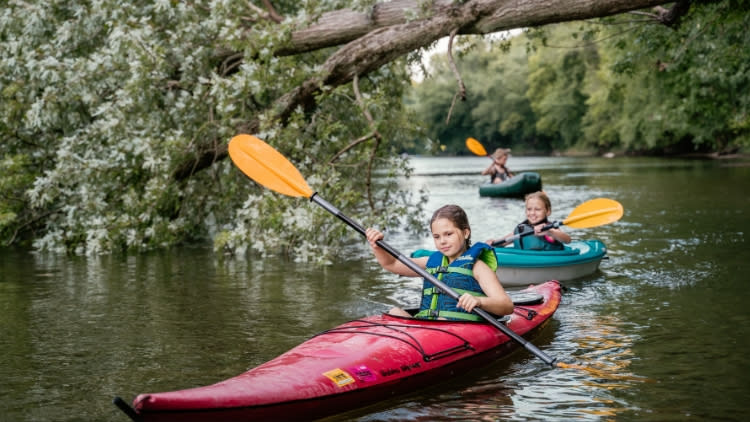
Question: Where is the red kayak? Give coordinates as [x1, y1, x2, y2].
[116, 281, 561, 421]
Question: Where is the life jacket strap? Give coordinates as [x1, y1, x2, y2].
[426, 266, 474, 277]
[422, 287, 484, 297]
[414, 309, 484, 322]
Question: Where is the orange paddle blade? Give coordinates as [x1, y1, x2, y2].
[562, 198, 624, 229]
[228, 134, 314, 198]
[465, 137, 488, 156]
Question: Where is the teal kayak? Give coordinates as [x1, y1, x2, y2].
[478, 172, 542, 198]
[411, 240, 606, 287]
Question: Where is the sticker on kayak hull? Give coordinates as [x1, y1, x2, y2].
[348, 365, 377, 383]
[323, 368, 355, 387]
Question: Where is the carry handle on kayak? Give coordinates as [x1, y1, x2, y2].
[491, 199, 624, 247]
[228, 134, 559, 368]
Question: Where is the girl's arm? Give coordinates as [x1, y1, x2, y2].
[547, 227, 571, 243]
[481, 163, 497, 176]
[533, 223, 571, 244]
[456, 260, 514, 316]
[365, 228, 427, 276]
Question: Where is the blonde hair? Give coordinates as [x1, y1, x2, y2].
[491, 148, 511, 161]
[525, 191, 552, 213]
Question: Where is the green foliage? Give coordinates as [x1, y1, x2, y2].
[527, 25, 597, 150]
[0, 0, 424, 259]
[408, 2, 750, 155]
[408, 38, 539, 154]
[0, 154, 35, 244]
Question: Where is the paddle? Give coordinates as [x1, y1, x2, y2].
[466, 137, 489, 157]
[491, 198, 624, 247]
[228, 134, 559, 368]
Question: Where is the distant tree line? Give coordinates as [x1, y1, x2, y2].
[408, 1, 749, 156]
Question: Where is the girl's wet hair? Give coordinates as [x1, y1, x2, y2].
[430, 205, 471, 248]
[525, 191, 552, 212]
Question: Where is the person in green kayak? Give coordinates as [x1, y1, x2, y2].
[481, 148, 513, 184]
[365, 204, 514, 321]
[487, 191, 571, 250]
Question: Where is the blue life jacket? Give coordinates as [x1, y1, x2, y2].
[415, 242, 498, 321]
[513, 219, 564, 251]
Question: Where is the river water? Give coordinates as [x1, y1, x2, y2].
[1, 155, 749, 421]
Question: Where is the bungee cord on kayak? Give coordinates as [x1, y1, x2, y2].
[315, 320, 475, 362]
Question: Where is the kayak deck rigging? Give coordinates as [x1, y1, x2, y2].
[114, 282, 560, 422]
[315, 319, 477, 362]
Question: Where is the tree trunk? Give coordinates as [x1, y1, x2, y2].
[277, 0, 673, 55]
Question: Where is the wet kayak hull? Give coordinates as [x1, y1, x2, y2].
[495, 240, 607, 286]
[120, 282, 561, 421]
[478, 172, 542, 198]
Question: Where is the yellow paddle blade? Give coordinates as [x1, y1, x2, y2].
[562, 198, 624, 229]
[465, 137, 488, 156]
[228, 134, 314, 198]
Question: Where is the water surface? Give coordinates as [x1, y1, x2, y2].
[1, 155, 749, 421]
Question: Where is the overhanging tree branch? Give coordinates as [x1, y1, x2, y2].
[172, 0, 678, 182]
[275, 0, 675, 56]
[630, 0, 693, 27]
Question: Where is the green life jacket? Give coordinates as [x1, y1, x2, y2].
[415, 242, 498, 321]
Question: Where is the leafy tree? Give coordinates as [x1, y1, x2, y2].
[412, 2, 749, 156]
[526, 25, 598, 150]
[410, 38, 539, 154]
[0, 0, 685, 257]
[580, 45, 625, 152]
[583, 0, 750, 153]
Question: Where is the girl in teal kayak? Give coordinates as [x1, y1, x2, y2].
[488, 191, 571, 250]
[365, 204, 514, 321]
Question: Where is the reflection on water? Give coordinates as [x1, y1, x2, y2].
[1, 155, 749, 421]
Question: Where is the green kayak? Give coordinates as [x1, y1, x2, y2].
[479, 172, 542, 198]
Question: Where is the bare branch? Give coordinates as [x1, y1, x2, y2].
[353, 75, 379, 133]
[261, 0, 284, 23]
[220, 52, 245, 76]
[327, 133, 377, 165]
[247, 0, 282, 23]
[628, 10, 660, 19]
[445, 28, 466, 124]
[629, 0, 693, 27]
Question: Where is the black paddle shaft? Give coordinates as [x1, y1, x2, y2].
[491, 221, 561, 247]
[310, 194, 557, 367]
